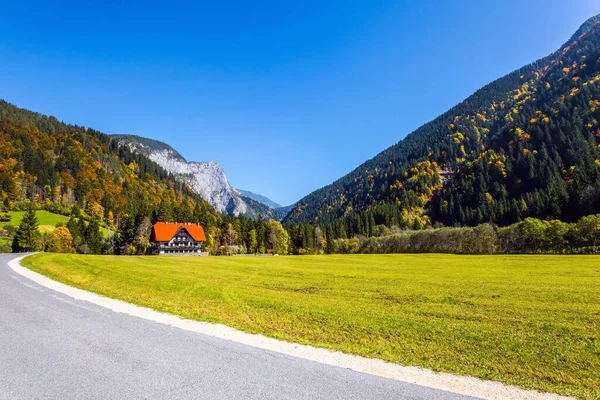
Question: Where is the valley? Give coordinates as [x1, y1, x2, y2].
[1, 6, 600, 400]
[21, 252, 600, 399]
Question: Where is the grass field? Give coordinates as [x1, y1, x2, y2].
[0, 211, 111, 237]
[22, 253, 600, 399]
[1, 211, 70, 233]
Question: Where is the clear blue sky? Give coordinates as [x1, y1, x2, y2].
[1, 1, 600, 206]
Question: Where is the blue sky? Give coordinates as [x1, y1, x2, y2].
[1, 1, 600, 206]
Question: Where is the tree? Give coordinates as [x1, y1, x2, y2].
[116, 214, 137, 255]
[325, 225, 336, 254]
[12, 209, 41, 252]
[86, 201, 105, 221]
[66, 216, 83, 250]
[314, 226, 326, 253]
[0, 212, 11, 222]
[84, 219, 103, 254]
[106, 210, 115, 229]
[546, 220, 569, 251]
[267, 219, 289, 255]
[133, 216, 153, 255]
[223, 223, 239, 247]
[248, 229, 258, 254]
[47, 226, 73, 253]
[574, 214, 600, 247]
[206, 225, 222, 255]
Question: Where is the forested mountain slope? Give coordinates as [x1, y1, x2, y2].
[283, 15, 600, 234]
[0, 100, 218, 229]
[113, 134, 251, 216]
[0, 100, 290, 255]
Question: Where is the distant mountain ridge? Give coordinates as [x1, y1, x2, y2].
[239, 196, 289, 221]
[237, 189, 282, 209]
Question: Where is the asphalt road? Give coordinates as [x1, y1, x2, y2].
[0, 253, 478, 400]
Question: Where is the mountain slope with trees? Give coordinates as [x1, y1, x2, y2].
[0, 100, 289, 255]
[113, 134, 285, 219]
[283, 15, 600, 237]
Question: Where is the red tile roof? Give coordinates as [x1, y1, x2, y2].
[153, 222, 206, 242]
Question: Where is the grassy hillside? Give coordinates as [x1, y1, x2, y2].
[0, 211, 111, 237]
[23, 253, 600, 399]
[1, 211, 70, 233]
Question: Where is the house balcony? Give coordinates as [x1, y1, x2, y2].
[156, 243, 203, 250]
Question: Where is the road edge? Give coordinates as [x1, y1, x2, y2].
[8, 254, 572, 400]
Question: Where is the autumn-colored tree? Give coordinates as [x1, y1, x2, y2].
[133, 216, 153, 255]
[247, 229, 258, 253]
[47, 226, 73, 253]
[223, 223, 239, 247]
[106, 210, 114, 229]
[267, 219, 289, 255]
[314, 226, 326, 253]
[86, 200, 105, 221]
[206, 225, 222, 255]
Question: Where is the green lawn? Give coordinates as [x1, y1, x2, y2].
[22, 253, 600, 399]
[0, 211, 111, 237]
[1, 211, 70, 233]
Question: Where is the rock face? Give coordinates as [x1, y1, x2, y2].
[113, 135, 248, 216]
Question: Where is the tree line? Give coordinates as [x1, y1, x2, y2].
[5, 208, 598, 256]
[3, 207, 290, 256]
[293, 215, 600, 255]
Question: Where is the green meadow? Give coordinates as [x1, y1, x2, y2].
[22, 253, 600, 399]
[0, 211, 110, 237]
[1, 211, 70, 233]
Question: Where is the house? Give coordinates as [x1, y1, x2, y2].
[152, 222, 207, 255]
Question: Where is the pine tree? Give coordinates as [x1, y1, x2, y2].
[12, 209, 41, 252]
[325, 225, 336, 254]
[84, 218, 103, 254]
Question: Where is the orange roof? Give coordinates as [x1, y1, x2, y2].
[153, 222, 206, 242]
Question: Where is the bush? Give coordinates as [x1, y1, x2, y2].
[2, 224, 16, 237]
[350, 216, 600, 255]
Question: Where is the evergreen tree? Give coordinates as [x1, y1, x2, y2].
[12, 209, 41, 252]
[84, 218, 103, 254]
[325, 225, 336, 254]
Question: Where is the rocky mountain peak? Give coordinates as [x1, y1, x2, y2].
[113, 135, 248, 216]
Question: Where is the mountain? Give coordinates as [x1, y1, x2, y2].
[239, 196, 289, 221]
[0, 100, 218, 228]
[113, 135, 285, 220]
[0, 100, 285, 255]
[113, 134, 249, 216]
[236, 189, 282, 209]
[283, 15, 600, 234]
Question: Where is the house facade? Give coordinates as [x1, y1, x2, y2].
[152, 222, 207, 255]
